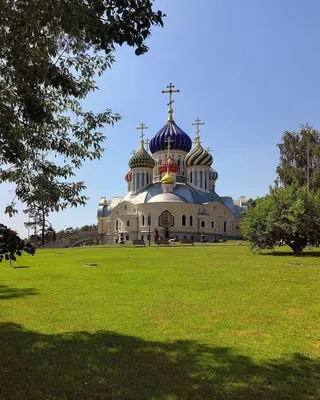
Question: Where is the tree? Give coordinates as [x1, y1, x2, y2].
[0, 224, 35, 263]
[0, 1, 165, 213]
[241, 186, 320, 254]
[277, 125, 320, 190]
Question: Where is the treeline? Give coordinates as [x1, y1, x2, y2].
[29, 224, 98, 245]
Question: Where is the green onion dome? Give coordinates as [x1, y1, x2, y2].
[185, 137, 213, 167]
[129, 142, 155, 169]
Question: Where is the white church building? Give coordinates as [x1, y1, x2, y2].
[97, 83, 246, 244]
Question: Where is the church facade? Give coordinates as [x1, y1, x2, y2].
[97, 84, 246, 244]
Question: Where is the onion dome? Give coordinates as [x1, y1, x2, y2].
[161, 171, 175, 185]
[159, 156, 179, 174]
[125, 170, 132, 182]
[210, 169, 218, 181]
[129, 142, 155, 169]
[149, 114, 192, 154]
[185, 137, 213, 167]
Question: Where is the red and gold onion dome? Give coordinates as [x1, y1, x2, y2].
[159, 156, 179, 174]
[125, 170, 132, 182]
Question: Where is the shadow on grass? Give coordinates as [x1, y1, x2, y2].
[1, 323, 319, 400]
[13, 265, 31, 269]
[0, 285, 37, 300]
[261, 251, 320, 257]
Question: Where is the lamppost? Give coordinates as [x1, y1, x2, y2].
[148, 213, 151, 247]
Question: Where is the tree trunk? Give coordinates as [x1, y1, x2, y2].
[41, 209, 45, 246]
[288, 240, 305, 254]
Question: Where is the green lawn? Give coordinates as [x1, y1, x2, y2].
[1, 246, 319, 399]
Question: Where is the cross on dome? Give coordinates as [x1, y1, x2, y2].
[192, 118, 204, 138]
[165, 136, 174, 152]
[144, 138, 150, 151]
[206, 147, 212, 153]
[130, 150, 136, 156]
[162, 83, 180, 121]
[136, 122, 148, 147]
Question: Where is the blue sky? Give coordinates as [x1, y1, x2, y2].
[2, 0, 320, 236]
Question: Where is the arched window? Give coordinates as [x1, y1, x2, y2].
[194, 171, 198, 186]
[142, 215, 145, 226]
[200, 171, 203, 188]
[136, 172, 140, 190]
[178, 159, 181, 174]
[189, 216, 193, 226]
[126, 220, 130, 227]
[201, 220, 205, 228]
[224, 221, 227, 233]
[190, 171, 193, 183]
[211, 221, 214, 228]
[182, 215, 186, 226]
[115, 220, 119, 230]
[146, 173, 149, 184]
[205, 171, 207, 190]
[147, 214, 152, 226]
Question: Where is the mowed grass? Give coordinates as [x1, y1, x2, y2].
[1, 245, 320, 400]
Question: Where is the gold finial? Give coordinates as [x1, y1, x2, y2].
[193, 136, 201, 146]
[206, 146, 212, 153]
[145, 138, 150, 151]
[136, 122, 148, 148]
[162, 82, 180, 121]
[165, 136, 174, 157]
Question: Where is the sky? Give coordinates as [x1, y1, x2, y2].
[2, 0, 320, 237]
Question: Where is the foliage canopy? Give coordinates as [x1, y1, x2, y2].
[0, 0, 164, 214]
[241, 186, 320, 253]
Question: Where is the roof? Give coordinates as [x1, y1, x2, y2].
[99, 183, 237, 217]
[147, 192, 186, 203]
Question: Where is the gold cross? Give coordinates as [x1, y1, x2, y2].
[162, 83, 180, 109]
[165, 136, 174, 152]
[136, 122, 148, 142]
[144, 138, 150, 151]
[206, 147, 212, 153]
[130, 150, 136, 156]
[192, 118, 205, 138]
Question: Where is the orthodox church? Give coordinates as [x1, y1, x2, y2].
[97, 83, 246, 244]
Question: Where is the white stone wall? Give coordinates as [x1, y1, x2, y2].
[132, 168, 153, 194]
[98, 200, 237, 244]
[186, 166, 211, 193]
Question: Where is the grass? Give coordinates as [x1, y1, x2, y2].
[0, 245, 320, 399]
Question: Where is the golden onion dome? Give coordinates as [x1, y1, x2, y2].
[161, 171, 175, 184]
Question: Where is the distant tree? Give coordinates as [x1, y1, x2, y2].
[246, 198, 257, 210]
[0, 1, 165, 213]
[241, 186, 320, 254]
[277, 125, 320, 190]
[80, 224, 98, 231]
[22, 171, 87, 245]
